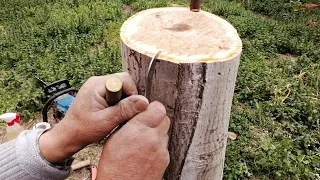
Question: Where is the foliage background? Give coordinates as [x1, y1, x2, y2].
[0, 0, 319, 179]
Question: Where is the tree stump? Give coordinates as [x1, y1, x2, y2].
[120, 7, 242, 180]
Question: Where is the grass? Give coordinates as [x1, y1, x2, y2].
[0, 0, 319, 179]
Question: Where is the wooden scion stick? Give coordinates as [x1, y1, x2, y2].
[121, 7, 242, 180]
[190, 0, 202, 12]
[105, 76, 123, 106]
[71, 160, 91, 171]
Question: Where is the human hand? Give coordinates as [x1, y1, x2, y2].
[39, 73, 149, 163]
[97, 102, 170, 180]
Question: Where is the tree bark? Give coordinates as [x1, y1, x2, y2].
[120, 7, 242, 180]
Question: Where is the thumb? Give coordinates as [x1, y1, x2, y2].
[101, 95, 149, 128]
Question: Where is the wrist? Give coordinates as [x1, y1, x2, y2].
[38, 123, 82, 163]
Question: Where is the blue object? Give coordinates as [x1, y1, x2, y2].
[55, 94, 74, 114]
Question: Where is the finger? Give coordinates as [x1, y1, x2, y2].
[112, 72, 138, 96]
[130, 101, 166, 128]
[156, 116, 170, 136]
[99, 95, 149, 129]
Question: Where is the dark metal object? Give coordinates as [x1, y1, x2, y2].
[42, 88, 77, 122]
[36, 77, 77, 122]
[36, 77, 72, 98]
[145, 51, 161, 101]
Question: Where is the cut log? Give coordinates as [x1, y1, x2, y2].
[120, 7, 242, 180]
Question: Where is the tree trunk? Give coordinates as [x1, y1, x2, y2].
[120, 7, 242, 180]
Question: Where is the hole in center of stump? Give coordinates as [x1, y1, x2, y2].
[166, 23, 192, 32]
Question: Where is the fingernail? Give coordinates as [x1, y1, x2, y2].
[134, 98, 149, 112]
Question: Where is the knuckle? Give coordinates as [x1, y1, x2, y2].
[145, 132, 161, 152]
[159, 135, 170, 165]
[120, 72, 130, 78]
[118, 100, 133, 122]
[161, 150, 170, 166]
[116, 72, 131, 81]
[155, 145, 170, 166]
[150, 141, 161, 153]
[88, 76, 99, 82]
[131, 128, 170, 166]
[164, 116, 171, 127]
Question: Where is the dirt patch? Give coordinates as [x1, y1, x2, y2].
[306, 18, 319, 28]
[278, 53, 298, 62]
[250, 126, 268, 137]
[266, 53, 298, 62]
[88, 38, 107, 54]
[123, 4, 133, 14]
[67, 144, 102, 180]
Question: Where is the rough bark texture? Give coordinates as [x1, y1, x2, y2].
[122, 41, 240, 180]
[120, 7, 242, 180]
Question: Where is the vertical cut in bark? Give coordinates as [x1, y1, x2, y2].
[120, 7, 242, 180]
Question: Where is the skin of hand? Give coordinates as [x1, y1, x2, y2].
[97, 101, 170, 180]
[39, 73, 149, 163]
